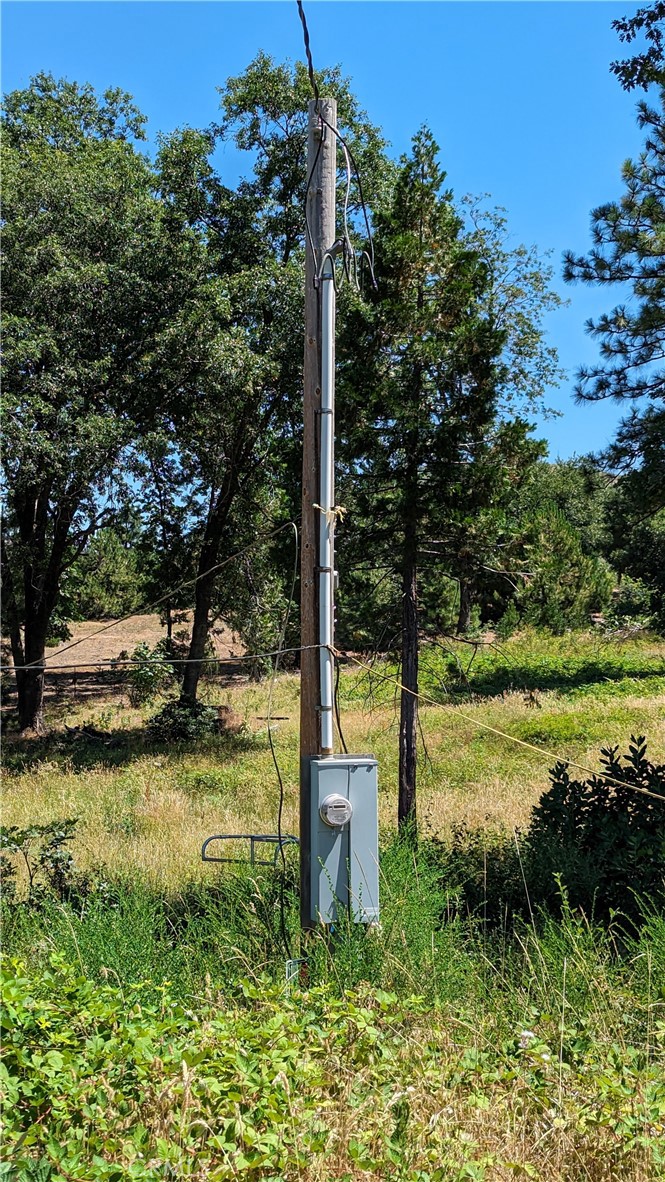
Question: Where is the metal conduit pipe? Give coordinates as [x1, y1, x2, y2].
[318, 251, 336, 754]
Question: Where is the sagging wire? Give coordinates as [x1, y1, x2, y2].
[317, 112, 378, 293]
[336, 648, 665, 805]
[5, 645, 323, 674]
[17, 523, 298, 671]
[267, 522, 300, 963]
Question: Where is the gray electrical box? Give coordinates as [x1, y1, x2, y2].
[308, 755, 379, 925]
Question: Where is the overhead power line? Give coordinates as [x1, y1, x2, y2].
[296, 0, 377, 292]
[296, 0, 319, 104]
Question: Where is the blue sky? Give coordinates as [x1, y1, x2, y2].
[2, 1, 648, 458]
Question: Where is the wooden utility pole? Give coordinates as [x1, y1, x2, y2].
[300, 97, 337, 929]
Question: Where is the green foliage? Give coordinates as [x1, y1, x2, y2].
[527, 736, 665, 921]
[605, 574, 655, 631]
[495, 600, 520, 640]
[563, 68, 665, 500]
[0, 818, 103, 909]
[607, 501, 665, 630]
[145, 697, 219, 742]
[520, 509, 613, 633]
[1, 73, 208, 729]
[417, 629, 665, 701]
[435, 737, 665, 928]
[2, 899, 665, 1179]
[611, 1, 665, 92]
[69, 527, 146, 620]
[517, 458, 611, 558]
[125, 640, 177, 707]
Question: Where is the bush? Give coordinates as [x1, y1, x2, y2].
[125, 639, 177, 706]
[526, 736, 665, 922]
[146, 697, 219, 742]
[0, 818, 106, 909]
[495, 600, 520, 640]
[429, 737, 665, 928]
[605, 575, 654, 632]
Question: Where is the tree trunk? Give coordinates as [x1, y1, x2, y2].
[457, 578, 474, 634]
[15, 613, 48, 734]
[15, 665, 46, 734]
[399, 511, 418, 833]
[181, 557, 216, 701]
[2, 535, 49, 733]
[180, 473, 239, 703]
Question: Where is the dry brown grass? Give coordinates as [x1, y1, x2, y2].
[3, 651, 664, 891]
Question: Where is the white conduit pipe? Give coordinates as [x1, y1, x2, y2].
[318, 253, 335, 754]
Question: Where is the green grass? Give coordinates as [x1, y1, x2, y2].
[3, 874, 665, 1180]
[419, 628, 665, 700]
[2, 628, 665, 1179]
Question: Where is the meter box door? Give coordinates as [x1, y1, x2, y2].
[309, 755, 379, 926]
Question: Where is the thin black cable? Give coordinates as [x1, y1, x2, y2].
[304, 129, 323, 286]
[267, 522, 300, 963]
[333, 654, 348, 754]
[296, 0, 319, 104]
[316, 112, 377, 290]
[19, 523, 296, 671]
[296, 0, 376, 295]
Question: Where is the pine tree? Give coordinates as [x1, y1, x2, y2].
[564, 5, 665, 511]
[339, 130, 505, 829]
[338, 130, 561, 830]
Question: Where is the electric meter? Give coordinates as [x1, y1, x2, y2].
[319, 793, 353, 828]
[309, 755, 379, 925]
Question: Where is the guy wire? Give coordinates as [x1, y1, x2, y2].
[336, 648, 665, 805]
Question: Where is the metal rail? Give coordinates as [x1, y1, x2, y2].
[201, 833, 299, 867]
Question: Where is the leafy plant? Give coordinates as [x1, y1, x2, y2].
[0, 819, 101, 908]
[145, 697, 219, 742]
[527, 736, 665, 921]
[125, 639, 178, 707]
[604, 575, 654, 633]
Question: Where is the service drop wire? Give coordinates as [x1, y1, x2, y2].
[296, 0, 377, 294]
[296, 0, 319, 104]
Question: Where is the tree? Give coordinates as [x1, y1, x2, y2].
[564, 7, 665, 511]
[611, 1, 665, 91]
[337, 130, 563, 830]
[1, 75, 207, 732]
[339, 131, 512, 828]
[147, 55, 389, 704]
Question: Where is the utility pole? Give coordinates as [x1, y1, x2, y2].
[300, 97, 337, 929]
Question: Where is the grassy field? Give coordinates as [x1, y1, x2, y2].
[2, 627, 665, 1180]
[3, 627, 665, 888]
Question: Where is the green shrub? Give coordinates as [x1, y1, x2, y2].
[526, 735, 665, 922]
[146, 697, 219, 742]
[0, 819, 107, 909]
[125, 639, 177, 706]
[495, 599, 520, 640]
[605, 575, 654, 632]
[428, 738, 665, 929]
